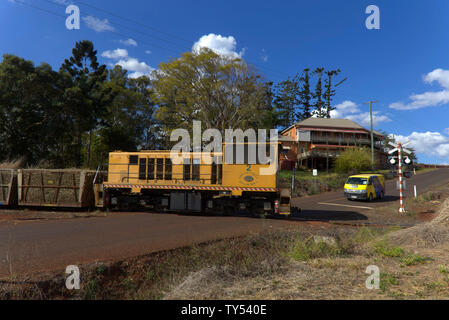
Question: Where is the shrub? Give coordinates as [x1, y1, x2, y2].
[334, 147, 372, 174]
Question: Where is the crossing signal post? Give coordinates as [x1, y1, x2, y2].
[389, 141, 412, 213]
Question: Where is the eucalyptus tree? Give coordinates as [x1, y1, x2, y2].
[153, 48, 272, 139]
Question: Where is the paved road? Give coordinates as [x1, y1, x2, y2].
[0, 212, 309, 277]
[0, 169, 448, 277]
[292, 168, 449, 222]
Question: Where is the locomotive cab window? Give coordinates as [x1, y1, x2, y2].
[129, 155, 138, 165]
[147, 158, 155, 180]
[156, 158, 164, 180]
[183, 158, 191, 181]
[192, 158, 200, 181]
[139, 158, 147, 180]
[165, 158, 172, 180]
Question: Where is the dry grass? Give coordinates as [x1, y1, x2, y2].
[387, 196, 449, 248]
[2, 184, 449, 300]
[0, 158, 25, 169]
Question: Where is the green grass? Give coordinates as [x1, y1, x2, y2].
[279, 170, 348, 196]
[288, 235, 357, 262]
[279, 170, 342, 182]
[380, 272, 399, 292]
[400, 254, 433, 267]
[438, 265, 449, 274]
[289, 238, 341, 261]
[374, 242, 405, 258]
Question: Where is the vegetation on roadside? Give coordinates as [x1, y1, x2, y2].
[279, 166, 436, 197]
[334, 147, 372, 174]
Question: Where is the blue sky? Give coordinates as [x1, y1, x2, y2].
[2, 0, 449, 164]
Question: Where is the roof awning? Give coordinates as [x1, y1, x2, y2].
[301, 127, 368, 134]
[311, 144, 357, 149]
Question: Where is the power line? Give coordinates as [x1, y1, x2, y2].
[16, 0, 184, 54]
[14, 0, 293, 81]
[14, 0, 66, 19]
[74, 0, 193, 44]
[42, 0, 291, 80]
[40, 0, 190, 51]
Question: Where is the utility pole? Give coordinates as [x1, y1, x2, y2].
[364, 100, 379, 171]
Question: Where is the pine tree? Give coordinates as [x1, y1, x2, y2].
[297, 69, 312, 120]
[60, 40, 111, 167]
[273, 77, 300, 128]
[313, 67, 326, 118]
[323, 69, 341, 118]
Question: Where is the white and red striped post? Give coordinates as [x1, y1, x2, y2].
[398, 142, 406, 213]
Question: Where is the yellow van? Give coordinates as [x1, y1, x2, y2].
[344, 174, 385, 201]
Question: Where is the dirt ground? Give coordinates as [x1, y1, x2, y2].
[1, 184, 449, 300]
[165, 185, 449, 300]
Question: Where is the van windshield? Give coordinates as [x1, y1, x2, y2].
[347, 177, 367, 185]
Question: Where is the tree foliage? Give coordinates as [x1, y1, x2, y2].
[59, 40, 112, 167]
[272, 67, 343, 127]
[334, 147, 372, 174]
[0, 41, 347, 168]
[323, 69, 340, 118]
[0, 41, 157, 168]
[0, 55, 63, 164]
[153, 48, 275, 137]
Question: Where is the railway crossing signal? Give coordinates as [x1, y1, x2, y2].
[388, 141, 412, 213]
[389, 156, 411, 165]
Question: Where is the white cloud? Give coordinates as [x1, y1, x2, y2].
[330, 100, 391, 127]
[261, 49, 268, 63]
[390, 68, 449, 110]
[116, 58, 154, 79]
[53, 0, 71, 4]
[445, 128, 449, 135]
[392, 131, 449, 159]
[82, 16, 115, 32]
[119, 38, 138, 47]
[424, 68, 449, 89]
[145, 50, 152, 55]
[101, 48, 154, 78]
[192, 33, 244, 59]
[330, 101, 359, 117]
[101, 48, 129, 59]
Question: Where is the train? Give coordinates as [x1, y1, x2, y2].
[0, 142, 293, 217]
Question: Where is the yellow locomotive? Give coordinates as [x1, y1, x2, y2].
[102, 142, 292, 216]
